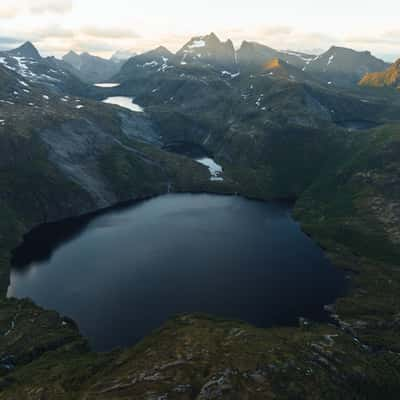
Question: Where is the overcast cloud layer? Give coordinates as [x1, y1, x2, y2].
[0, 0, 399, 61]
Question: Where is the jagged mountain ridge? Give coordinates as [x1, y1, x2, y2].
[5, 41, 41, 61]
[0, 41, 89, 96]
[177, 32, 237, 68]
[303, 46, 390, 86]
[110, 33, 390, 89]
[237, 40, 316, 70]
[62, 51, 123, 83]
[110, 49, 137, 63]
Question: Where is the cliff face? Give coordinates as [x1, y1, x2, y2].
[177, 32, 237, 68]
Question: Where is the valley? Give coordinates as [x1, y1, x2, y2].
[0, 34, 399, 399]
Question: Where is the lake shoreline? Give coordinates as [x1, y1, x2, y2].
[1, 180, 398, 397]
[9, 192, 344, 351]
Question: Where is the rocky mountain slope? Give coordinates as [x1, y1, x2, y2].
[1, 39, 400, 399]
[101, 33, 390, 89]
[359, 59, 400, 89]
[237, 40, 315, 70]
[110, 49, 137, 63]
[0, 42, 89, 96]
[303, 46, 389, 87]
[177, 33, 237, 69]
[62, 51, 123, 83]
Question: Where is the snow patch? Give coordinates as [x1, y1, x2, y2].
[189, 40, 206, 49]
[142, 61, 159, 68]
[195, 158, 224, 182]
[18, 80, 29, 87]
[282, 50, 315, 62]
[158, 57, 173, 72]
[221, 70, 241, 79]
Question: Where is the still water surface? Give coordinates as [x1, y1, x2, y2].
[8, 194, 345, 351]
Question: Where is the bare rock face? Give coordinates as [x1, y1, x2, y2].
[62, 51, 122, 83]
[177, 32, 237, 68]
[6, 41, 42, 61]
[303, 46, 389, 86]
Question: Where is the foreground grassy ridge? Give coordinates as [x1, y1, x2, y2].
[1, 314, 400, 399]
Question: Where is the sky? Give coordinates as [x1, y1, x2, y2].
[0, 0, 399, 61]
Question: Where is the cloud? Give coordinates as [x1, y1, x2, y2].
[0, 36, 24, 47]
[259, 26, 293, 36]
[0, 9, 17, 19]
[27, 0, 73, 15]
[34, 26, 74, 40]
[37, 38, 118, 55]
[72, 40, 119, 53]
[0, 1, 73, 20]
[0, 2, 18, 18]
[0, 26, 74, 46]
[344, 31, 400, 46]
[80, 26, 140, 39]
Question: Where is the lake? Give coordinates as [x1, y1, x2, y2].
[8, 194, 346, 352]
[102, 96, 144, 112]
[336, 120, 381, 131]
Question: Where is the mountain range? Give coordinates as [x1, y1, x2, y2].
[62, 50, 123, 83]
[0, 41, 88, 95]
[0, 35, 400, 398]
[56, 32, 392, 89]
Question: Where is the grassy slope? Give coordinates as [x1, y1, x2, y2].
[295, 124, 400, 264]
[294, 123, 400, 353]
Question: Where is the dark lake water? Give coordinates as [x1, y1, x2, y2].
[8, 194, 346, 352]
[336, 120, 381, 131]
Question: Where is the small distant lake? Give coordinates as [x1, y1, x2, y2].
[336, 120, 381, 131]
[94, 83, 121, 88]
[102, 96, 144, 112]
[8, 194, 346, 352]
